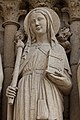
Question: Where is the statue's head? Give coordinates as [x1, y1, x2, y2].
[24, 7, 60, 44]
[29, 10, 48, 37]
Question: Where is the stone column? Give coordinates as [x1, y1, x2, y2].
[60, 7, 71, 120]
[0, 1, 26, 120]
[68, 0, 80, 120]
[2, 21, 20, 120]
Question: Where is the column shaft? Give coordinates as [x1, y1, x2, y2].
[1, 21, 20, 120]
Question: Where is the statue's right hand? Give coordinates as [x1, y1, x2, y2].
[6, 86, 18, 99]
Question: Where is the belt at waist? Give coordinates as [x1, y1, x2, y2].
[23, 69, 45, 76]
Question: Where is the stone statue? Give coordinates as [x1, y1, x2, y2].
[6, 7, 72, 120]
[0, 54, 3, 94]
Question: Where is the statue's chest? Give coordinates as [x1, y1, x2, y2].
[28, 47, 48, 69]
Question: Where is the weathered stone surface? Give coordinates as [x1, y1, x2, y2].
[28, 0, 57, 8]
[70, 21, 80, 65]
[0, 1, 80, 120]
[6, 7, 72, 120]
[70, 65, 80, 120]
[68, 1, 80, 120]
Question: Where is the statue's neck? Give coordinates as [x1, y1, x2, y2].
[36, 33, 49, 44]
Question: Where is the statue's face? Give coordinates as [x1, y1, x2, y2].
[30, 12, 47, 35]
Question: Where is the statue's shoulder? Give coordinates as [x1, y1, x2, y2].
[55, 43, 66, 53]
[51, 43, 66, 57]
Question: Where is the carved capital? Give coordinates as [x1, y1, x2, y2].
[28, 0, 57, 8]
[68, 1, 80, 22]
[0, 1, 27, 22]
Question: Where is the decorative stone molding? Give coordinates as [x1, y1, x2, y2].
[57, 27, 72, 53]
[2, 20, 20, 29]
[28, 0, 57, 8]
[68, 1, 80, 22]
[0, 1, 19, 21]
[0, 1, 27, 22]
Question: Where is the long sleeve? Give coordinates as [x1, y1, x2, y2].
[46, 44, 72, 95]
[46, 69, 72, 95]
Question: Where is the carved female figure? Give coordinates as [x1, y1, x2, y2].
[6, 7, 72, 120]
